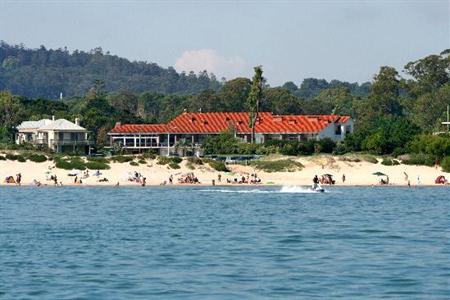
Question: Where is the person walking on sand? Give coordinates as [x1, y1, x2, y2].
[53, 175, 58, 186]
[218, 174, 221, 182]
[16, 173, 22, 186]
[141, 177, 146, 187]
[342, 174, 346, 183]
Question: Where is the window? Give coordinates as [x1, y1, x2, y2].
[335, 125, 342, 135]
[71, 133, 78, 141]
[58, 132, 64, 140]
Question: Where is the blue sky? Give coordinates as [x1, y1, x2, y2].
[0, 0, 448, 85]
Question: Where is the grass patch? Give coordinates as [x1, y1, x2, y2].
[168, 162, 181, 169]
[130, 161, 139, 166]
[381, 158, 400, 166]
[250, 159, 304, 173]
[362, 155, 378, 164]
[85, 161, 110, 170]
[338, 155, 361, 163]
[109, 155, 134, 163]
[87, 156, 109, 164]
[157, 156, 182, 165]
[138, 159, 147, 164]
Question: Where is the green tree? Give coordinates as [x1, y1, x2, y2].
[359, 66, 403, 123]
[218, 77, 252, 111]
[264, 87, 303, 114]
[247, 66, 264, 143]
[0, 91, 22, 142]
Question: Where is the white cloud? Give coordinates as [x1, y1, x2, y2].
[174, 49, 246, 80]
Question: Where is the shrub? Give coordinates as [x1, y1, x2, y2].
[87, 156, 109, 164]
[362, 155, 378, 164]
[110, 155, 134, 163]
[381, 158, 400, 166]
[187, 157, 203, 165]
[157, 156, 171, 165]
[130, 161, 139, 166]
[168, 162, 181, 169]
[204, 159, 229, 172]
[0, 155, 5, 160]
[138, 159, 147, 164]
[54, 157, 87, 170]
[27, 154, 47, 163]
[17, 155, 26, 162]
[250, 159, 304, 173]
[157, 156, 181, 165]
[85, 161, 110, 170]
[5, 153, 18, 160]
[171, 156, 182, 164]
[140, 151, 157, 160]
[441, 156, 450, 172]
[409, 134, 450, 158]
[401, 154, 435, 166]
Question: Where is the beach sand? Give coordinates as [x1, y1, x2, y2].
[1, 155, 449, 187]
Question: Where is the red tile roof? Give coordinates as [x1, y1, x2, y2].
[109, 112, 352, 134]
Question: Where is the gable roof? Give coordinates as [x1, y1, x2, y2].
[109, 112, 352, 135]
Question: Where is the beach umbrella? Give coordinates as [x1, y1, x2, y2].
[372, 172, 387, 176]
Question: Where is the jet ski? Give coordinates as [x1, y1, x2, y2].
[311, 183, 325, 193]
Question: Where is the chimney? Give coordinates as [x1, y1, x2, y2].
[115, 122, 121, 127]
[52, 115, 55, 121]
[75, 118, 80, 126]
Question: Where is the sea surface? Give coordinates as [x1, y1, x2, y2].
[0, 186, 449, 299]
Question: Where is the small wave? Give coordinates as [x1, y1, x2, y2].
[197, 189, 273, 194]
[279, 186, 323, 193]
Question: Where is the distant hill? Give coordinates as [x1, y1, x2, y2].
[0, 42, 221, 99]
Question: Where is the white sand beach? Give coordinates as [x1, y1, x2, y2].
[1, 155, 449, 187]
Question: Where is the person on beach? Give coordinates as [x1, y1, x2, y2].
[212, 179, 215, 186]
[74, 176, 77, 184]
[342, 174, 346, 183]
[408, 180, 411, 187]
[141, 177, 146, 187]
[16, 173, 22, 186]
[404, 172, 409, 181]
[169, 174, 173, 184]
[217, 174, 221, 182]
[313, 175, 319, 189]
[53, 175, 58, 186]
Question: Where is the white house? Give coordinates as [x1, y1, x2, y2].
[16, 117, 90, 153]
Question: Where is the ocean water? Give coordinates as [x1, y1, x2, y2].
[0, 186, 449, 299]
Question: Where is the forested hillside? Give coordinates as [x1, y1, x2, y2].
[0, 42, 221, 98]
[0, 42, 370, 99]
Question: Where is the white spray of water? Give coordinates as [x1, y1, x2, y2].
[196, 186, 326, 194]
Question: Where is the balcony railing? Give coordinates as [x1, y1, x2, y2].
[50, 139, 92, 145]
